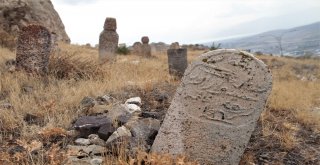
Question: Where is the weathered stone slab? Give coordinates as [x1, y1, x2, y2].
[141, 36, 151, 57]
[99, 17, 119, 63]
[132, 42, 142, 55]
[16, 24, 52, 75]
[167, 48, 188, 78]
[151, 49, 272, 164]
[170, 42, 180, 49]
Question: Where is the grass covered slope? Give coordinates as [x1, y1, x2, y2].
[0, 44, 319, 164]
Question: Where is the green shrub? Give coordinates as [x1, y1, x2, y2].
[116, 45, 130, 55]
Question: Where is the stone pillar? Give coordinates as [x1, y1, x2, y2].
[141, 36, 151, 57]
[16, 24, 52, 75]
[167, 48, 188, 78]
[152, 49, 272, 165]
[99, 17, 119, 63]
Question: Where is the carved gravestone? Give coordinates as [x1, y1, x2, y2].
[170, 42, 180, 49]
[167, 48, 188, 78]
[16, 24, 52, 75]
[152, 49, 272, 164]
[99, 17, 119, 63]
[141, 36, 151, 57]
[132, 42, 142, 55]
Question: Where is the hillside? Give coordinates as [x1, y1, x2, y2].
[215, 22, 320, 56]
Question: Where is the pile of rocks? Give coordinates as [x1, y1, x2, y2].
[66, 96, 161, 164]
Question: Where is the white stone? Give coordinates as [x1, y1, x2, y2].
[90, 158, 103, 165]
[125, 104, 141, 113]
[75, 138, 91, 145]
[125, 97, 142, 106]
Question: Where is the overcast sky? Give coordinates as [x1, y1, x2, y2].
[51, 0, 320, 45]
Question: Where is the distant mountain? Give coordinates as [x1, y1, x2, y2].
[210, 22, 320, 56]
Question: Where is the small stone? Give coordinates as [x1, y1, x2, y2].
[106, 126, 131, 144]
[96, 95, 113, 105]
[75, 138, 91, 145]
[73, 116, 111, 138]
[126, 118, 160, 145]
[80, 97, 96, 109]
[97, 123, 115, 141]
[21, 85, 33, 94]
[88, 134, 106, 146]
[0, 102, 13, 109]
[67, 130, 80, 138]
[67, 145, 105, 156]
[7, 145, 25, 155]
[106, 104, 131, 122]
[24, 113, 44, 126]
[5, 59, 16, 72]
[90, 158, 103, 165]
[0, 91, 9, 101]
[125, 104, 141, 113]
[125, 97, 142, 106]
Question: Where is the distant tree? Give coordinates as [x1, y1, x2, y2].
[210, 42, 221, 50]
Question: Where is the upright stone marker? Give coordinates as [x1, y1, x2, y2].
[141, 36, 151, 58]
[167, 48, 188, 78]
[132, 42, 142, 55]
[170, 42, 180, 49]
[99, 17, 119, 63]
[152, 49, 272, 164]
[16, 24, 52, 75]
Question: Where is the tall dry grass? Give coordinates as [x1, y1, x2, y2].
[0, 44, 319, 164]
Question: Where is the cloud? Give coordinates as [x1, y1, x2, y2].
[52, 0, 320, 45]
[53, 0, 101, 5]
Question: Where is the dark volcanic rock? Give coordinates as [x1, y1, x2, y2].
[73, 116, 111, 138]
[97, 123, 115, 141]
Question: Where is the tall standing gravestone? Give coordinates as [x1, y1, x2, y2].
[141, 36, 151, 58]
[16, 24, 52, 75]
[167, 48, 188, 78]
[99, 17, 119, 63]
[152, 49, 272, 164]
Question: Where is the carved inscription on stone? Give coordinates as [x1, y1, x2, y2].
[16, 24, 52, 75]
[152, 49, 272, 165]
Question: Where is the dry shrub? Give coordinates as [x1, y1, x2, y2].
[49, 52, 103, 80]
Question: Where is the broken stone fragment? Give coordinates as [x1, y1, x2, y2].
[125, 104, 141, 113]
[106, 126, 132, 144]
[75, 138, 91, 146]
[97, 122, 115, 141]
[73, 116, 111, 138]
[125, 97, 142, 106]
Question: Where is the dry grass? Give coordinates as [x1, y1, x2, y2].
[0, 44, 319, 164]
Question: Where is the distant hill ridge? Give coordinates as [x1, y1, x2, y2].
[212, 22, 320, 56]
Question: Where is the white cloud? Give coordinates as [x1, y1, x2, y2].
[51, 0, 320, 45]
